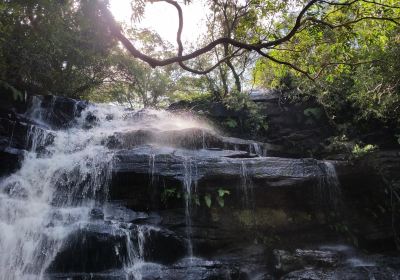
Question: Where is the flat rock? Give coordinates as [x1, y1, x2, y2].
[113, 145, 322, 182]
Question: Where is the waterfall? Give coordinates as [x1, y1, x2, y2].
[201, 130, 206, 149]
[7, 120, 16, 147]
[24, 96, 54, 129]
[315, 161, 342, 210]
[148, 153, 156, 185]
[239, 160, 255, 209]
[182, 157, 196, 258]
[0, 100, 215, 279]
[0, 106, 116, 279]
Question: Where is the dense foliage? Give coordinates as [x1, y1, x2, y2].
[0, 0, 116, 98]
[253, 0, 400, 145]
[0, 0, 399, 142]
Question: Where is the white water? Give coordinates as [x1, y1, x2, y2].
[240, 160, 255, 209]
[182, 157, 198, 259]
[315, 161, 342, 210]
[0, 98, 213, 279]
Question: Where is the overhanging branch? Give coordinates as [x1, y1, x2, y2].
[99, 0, 400, 80]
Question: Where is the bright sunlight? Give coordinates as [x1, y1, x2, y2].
[109, 0, 207, 45]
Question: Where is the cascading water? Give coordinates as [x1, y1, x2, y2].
[182, 157, 198, 258]
[7, 120, 16, 147]
[0, 102, 116, 279]
[148, 153, 156, 185]
[0, 98, 213, 279]
[239, 160, 255, 209]
[315, 161, 342, 210]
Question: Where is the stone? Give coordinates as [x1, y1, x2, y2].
[132, 225, 186, 264]
[105, 127, 274, 156]
[0, 147, 25, 176]
[281, 266, 400, 280]
[89, 208, 104, 220]
[46, 223, 129, 273]
[273, 249, 340, 275]
[25, 95, 88, 129]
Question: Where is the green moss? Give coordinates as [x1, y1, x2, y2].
[234, 208, 318, 229]
[234, 209, 288, 228]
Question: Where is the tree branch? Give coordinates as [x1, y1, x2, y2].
[98, 0, 319, 68]
[99, 0, 399, 81]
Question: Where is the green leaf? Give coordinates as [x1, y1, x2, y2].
[217, 188, 230, 197]
[216, 196, 224, 208]
[303, 107, 323, 119]
[204, 194, 212, 208]
[224, 118, 237, 128]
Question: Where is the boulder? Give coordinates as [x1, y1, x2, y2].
[46, 223, 129, 273]
[0, 147, 25, 176]
[132, 225, 186, 264]
[0, 117, 54, 152]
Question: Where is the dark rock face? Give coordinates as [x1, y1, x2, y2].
[46, 222, 187, 273]
[112, 146, 321, 181]
[0, 147, 25, 176]
[25, 95, 88, 129]
[168, 90, 334, 158]
[132, 225, 186, 264]
[105, 128, 276, 156]
[0, 94, 86, 178]
[274, 246, 400, 279]
[274, 249, 341, 275]
[46, 223, 129, 273]
[256, 91, 333, 157]
[281, 266, 400, 280]
[0, 117, 54, 153]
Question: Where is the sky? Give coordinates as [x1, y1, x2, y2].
[109, 0, 207, 46]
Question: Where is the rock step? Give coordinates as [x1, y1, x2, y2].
[105, 128, 280, 156]
[46, 222, 186, 274]
[112, 145, 323, 181]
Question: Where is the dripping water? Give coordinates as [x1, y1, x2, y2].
[8, 120, 16, 147]
[182, 157, 197, 259]
[239, 160, 254, 209]
[315, 161, 342, 210]
[148, 153, 156, 185]
[253, 143, 261, 156]
[202, 130, 206, 149]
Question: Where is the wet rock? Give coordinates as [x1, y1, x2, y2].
[0, 117, 54, 152]
[106, 128, 274, 156]
[112, 145, 322, 182]
[132, 225, 186, 264]
[136, 258, 249, 280]
[169, 91, 333, 158]
[82, 111, 99, 129]
[281, 266, 400, 280]
[273, 249, 340, 275]
[335, 150, 400, 250]
[0, 147, 25, 176]
[2, 180, 29, 198]
[89, 208, 104, 220]
[46, 270, 125, 279]
[25, 95, 87, 129]
[46, 223, 128, 273]
[103, 204, 149, 223]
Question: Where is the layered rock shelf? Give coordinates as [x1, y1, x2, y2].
[0, 95, 399, 280]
